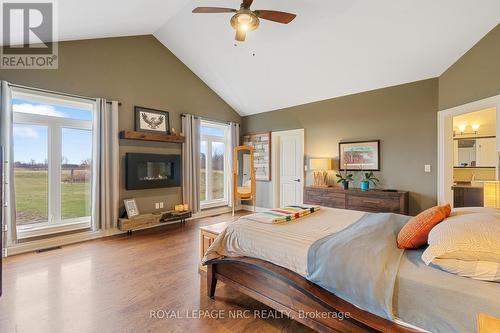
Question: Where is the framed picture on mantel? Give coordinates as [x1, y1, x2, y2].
[124, 199, 140, 218]
[135, 106, 170, 134]
[339, 140, 380, 171]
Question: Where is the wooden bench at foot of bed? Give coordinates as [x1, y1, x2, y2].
[206, 257, 421, 333]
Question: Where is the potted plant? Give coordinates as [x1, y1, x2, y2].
[360, 171, 379, 191]
[336, 171, 354, 190]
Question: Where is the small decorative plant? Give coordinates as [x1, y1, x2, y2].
[336, 171, 354, 190]
[360, 171, 379, 191]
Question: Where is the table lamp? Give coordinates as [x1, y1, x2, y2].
[310, 158, 332, 187]
[483, 181, 500, 208]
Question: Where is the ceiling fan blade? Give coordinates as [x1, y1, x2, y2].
[254, 10, 296, 24]
[192, 7, 237, 13]
[235, 30, 247, 42]
[242, 0, 254, 9]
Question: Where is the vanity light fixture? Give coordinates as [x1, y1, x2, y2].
[472, 124, 480, 134]
[458, 124, 467, 134]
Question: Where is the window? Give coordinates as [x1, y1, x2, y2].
[12, 88, 95, 238]
[200, 120, 230, 208]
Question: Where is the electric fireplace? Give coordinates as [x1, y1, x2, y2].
[126, 153, 181, 190]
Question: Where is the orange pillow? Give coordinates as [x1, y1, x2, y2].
[397, 204, 451, 249]
[442, 203, 451, 218]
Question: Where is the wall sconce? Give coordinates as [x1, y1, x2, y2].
[458, 124, 467, 135]
[472, 124, 480, 134]
[310, 158, 332, 187]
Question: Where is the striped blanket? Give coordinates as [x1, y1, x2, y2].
[241, 205, 321, 224]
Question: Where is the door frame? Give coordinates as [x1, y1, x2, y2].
[271, 129, 305, 207]
[437, 94, 500, 205]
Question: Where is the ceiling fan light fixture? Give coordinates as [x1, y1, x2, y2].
[230, 10, 259, 33]
[193, 1, 296, 42]
[235, 29, 247, 41]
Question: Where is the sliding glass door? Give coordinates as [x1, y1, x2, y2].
[12, 88, 95, 238]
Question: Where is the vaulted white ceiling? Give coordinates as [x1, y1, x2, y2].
[58, 1, 500, 115]
[57, 0, 188, 41]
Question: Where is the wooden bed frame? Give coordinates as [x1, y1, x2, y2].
[206, 257, 422, 333]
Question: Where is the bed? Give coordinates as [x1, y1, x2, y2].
[202, 207, 500, 333]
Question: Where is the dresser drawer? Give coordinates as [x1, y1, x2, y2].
[305, 188, 346, 209]
[347, 195, 401, 213]
[304, 187, 408, 215]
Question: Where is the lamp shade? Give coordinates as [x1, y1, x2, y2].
[484, 181, 500, 208]
[309, 158, 332, 170]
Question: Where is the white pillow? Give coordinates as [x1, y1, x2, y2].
[422, 213, 500, 264]
[450, 207, 500, 216]
[431, 258, 500, 282]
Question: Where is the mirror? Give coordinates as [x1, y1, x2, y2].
[233, 145, 256, 215]
[455, 139, 476, 167]
[454, 137, 496, 167]
[238, 149, 252, 192]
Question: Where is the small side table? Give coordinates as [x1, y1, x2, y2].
[164, 210, 192, 225]
[199, 221, 229, 272]
[118, 210, 192, 234]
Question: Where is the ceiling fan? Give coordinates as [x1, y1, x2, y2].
[192, 0, 296, 42]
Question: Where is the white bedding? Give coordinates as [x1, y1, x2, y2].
[203, 207, 428, 332]
[202, 207, 364, 276]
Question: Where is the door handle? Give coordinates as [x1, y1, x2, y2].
[294, 179, 301, 182]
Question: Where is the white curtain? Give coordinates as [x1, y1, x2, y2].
[181, 114, 201, 214]
[92, 99, 119, 231]
[227, 122, 240, 207]
[0, 81, 16, 245]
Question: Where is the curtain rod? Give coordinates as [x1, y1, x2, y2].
[181, 113, 240, 126]
[8, 82, 122, 106]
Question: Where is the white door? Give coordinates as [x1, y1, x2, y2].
[278, 131, 304, 207]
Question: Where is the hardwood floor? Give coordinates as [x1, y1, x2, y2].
[0, 211, 313, 333]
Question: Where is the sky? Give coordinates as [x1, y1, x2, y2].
[200, 125, 226, 156]
[200, 125, 224, 137]
[13, 99, 92, 164]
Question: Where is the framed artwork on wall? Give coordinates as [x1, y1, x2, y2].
[242, 132, 271, 181]
[339, 140, 380, 171]
[135, 106, 170, 134]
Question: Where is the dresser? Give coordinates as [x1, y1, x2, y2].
[304, 186, 409, 215]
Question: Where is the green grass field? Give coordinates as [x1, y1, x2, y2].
[15, 168, 221, 224]
[200, 169, 224, 202]
[14, 169, 91, 225]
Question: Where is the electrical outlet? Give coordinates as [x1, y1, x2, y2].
[159, 202, 164, 209]
[424, 164, 431, 173]
[155, 202, 160, 209]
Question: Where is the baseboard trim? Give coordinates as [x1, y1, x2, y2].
[240, 205, 267, 212]
[195, 206, 233, 218]
[6, 228, 122, 256]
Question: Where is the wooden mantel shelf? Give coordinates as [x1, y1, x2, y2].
[119, 130, 185, 143]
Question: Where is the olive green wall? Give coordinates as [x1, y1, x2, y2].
[242, 79, 439, 215]
[439, 24, 500, 110]
[0, 35, 240, 214]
